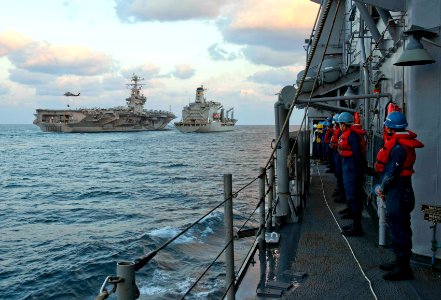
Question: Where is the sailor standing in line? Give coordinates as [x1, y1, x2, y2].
[330, 114, 345, 205]
[324, 116, 335, 173]
[337, 112, 365, 236]
[374, 111, 424, 281]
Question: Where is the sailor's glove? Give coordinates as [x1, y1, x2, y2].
[375, 185, 385, 200]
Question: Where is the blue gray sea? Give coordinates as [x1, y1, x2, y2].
[0, 124, 287, 299]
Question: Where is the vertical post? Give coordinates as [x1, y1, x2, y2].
[259, 167, 266, 243]
[224, 174, 235, 300]
[378, 197, 386, 246]
[116, 261, 137, 300]
[267, 161, 275, 230]
[275, 99, 290, 220]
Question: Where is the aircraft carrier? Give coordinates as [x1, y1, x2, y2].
[33, 74, 175, 133]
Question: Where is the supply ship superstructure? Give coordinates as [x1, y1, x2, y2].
[33, 74, 175, 133]
[174, 86, 236, 133]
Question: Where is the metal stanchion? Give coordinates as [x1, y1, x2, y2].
[224, 174, 235, 300]
[116, 261, 138, 300]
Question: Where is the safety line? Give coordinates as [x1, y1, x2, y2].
[315, 163, 378, 300]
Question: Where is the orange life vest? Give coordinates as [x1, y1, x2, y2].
[330, 126, 340, 150]
[324, 127, 334, 144]
[374, 130, 424, 176]
[338, 126, 367, 157]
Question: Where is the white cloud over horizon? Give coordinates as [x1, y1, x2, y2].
[0, 0, 319, 125]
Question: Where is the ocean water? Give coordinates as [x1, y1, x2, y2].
[0, 124, 284, 299]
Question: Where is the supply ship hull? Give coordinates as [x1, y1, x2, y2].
[174, 120, 235, 133]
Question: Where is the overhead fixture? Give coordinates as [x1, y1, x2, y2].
[394, 26, 437, 66]
[344, 86, 356, 97]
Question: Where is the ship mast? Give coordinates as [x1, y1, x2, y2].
[126, 74, 146, 113]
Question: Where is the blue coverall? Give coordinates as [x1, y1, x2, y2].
[380, 144, 415, 260]
[341, 131, 364, 226]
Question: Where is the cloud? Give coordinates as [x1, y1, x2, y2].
[248, 67, 300, 86]
[216, 0, 318, 51]
[242, 45, 305, 67]
[207, 43, 239, 61]
[172, 64, 195, 79]
[0, 83, 9, 95]
[121, 63, 161, 79]
[0, 30, 32, 56]
[9, 69, 56, 86]
[115, 0, 229, 22]
[0, 31, 114, 76]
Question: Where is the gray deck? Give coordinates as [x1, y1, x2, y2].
[236, 163, 441, 300]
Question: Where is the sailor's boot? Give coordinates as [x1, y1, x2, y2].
[379, 259, 398, 271]
[341, 222, 363, 236]
[383, 257, 413, 281]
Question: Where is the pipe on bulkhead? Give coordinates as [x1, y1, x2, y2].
[274, 99, 290, 220]
[359, 18, 370, 131]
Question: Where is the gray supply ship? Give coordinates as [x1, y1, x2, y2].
[174, 86, 236, 133]
[33, 74, 175, 133]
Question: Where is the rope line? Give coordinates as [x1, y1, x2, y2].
[315, 163, 378, 300]
[134, 197, 228, 271]
[181, 238, 234, 299]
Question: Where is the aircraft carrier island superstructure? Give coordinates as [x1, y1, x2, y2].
[174, 85, 237, 133]
[33, 74, 175, 133]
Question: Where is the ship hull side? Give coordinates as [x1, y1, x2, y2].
[174, 122, 235, 133]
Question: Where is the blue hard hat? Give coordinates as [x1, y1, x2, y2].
[337, 112, 353, 124]
[322, 120, 329, 126]
[333, 114, 340, 122]
[384, 111, 408, 129]
[327, 116, 333, 123]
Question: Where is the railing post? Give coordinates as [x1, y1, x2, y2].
[224, 174, 235, 300]
[259, 167, 266, 242]
[116, 261, 137, 300]
[378, 196, 386, 246]
[267, 161, 275, 230]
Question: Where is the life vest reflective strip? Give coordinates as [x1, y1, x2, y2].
[324, 127, 334, 144]
[374, 131, 424, 176]
[330, 126, 340, 149]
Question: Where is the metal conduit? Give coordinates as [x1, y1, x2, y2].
[296, 93, 392, 103]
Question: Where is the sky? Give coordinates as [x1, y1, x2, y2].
[0, 0, 320, 125]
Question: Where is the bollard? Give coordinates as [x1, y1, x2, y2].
[377, 196, 386, 246]
[116, 261, 137, 300]
[267, 161, 275, 230]
[259, 167, 266, 243]
[224, 174, 235, 300]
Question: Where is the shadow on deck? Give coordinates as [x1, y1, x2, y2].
[236, 162, 441, 300]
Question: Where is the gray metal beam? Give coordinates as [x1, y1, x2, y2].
[354, 2, 387, 57]
[303, 68, 360, 99]
[376, 7, 399, 42]
[301, 102, 357, 113]
[353, 0, 405, 12]
[297, 93, 392, 103]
